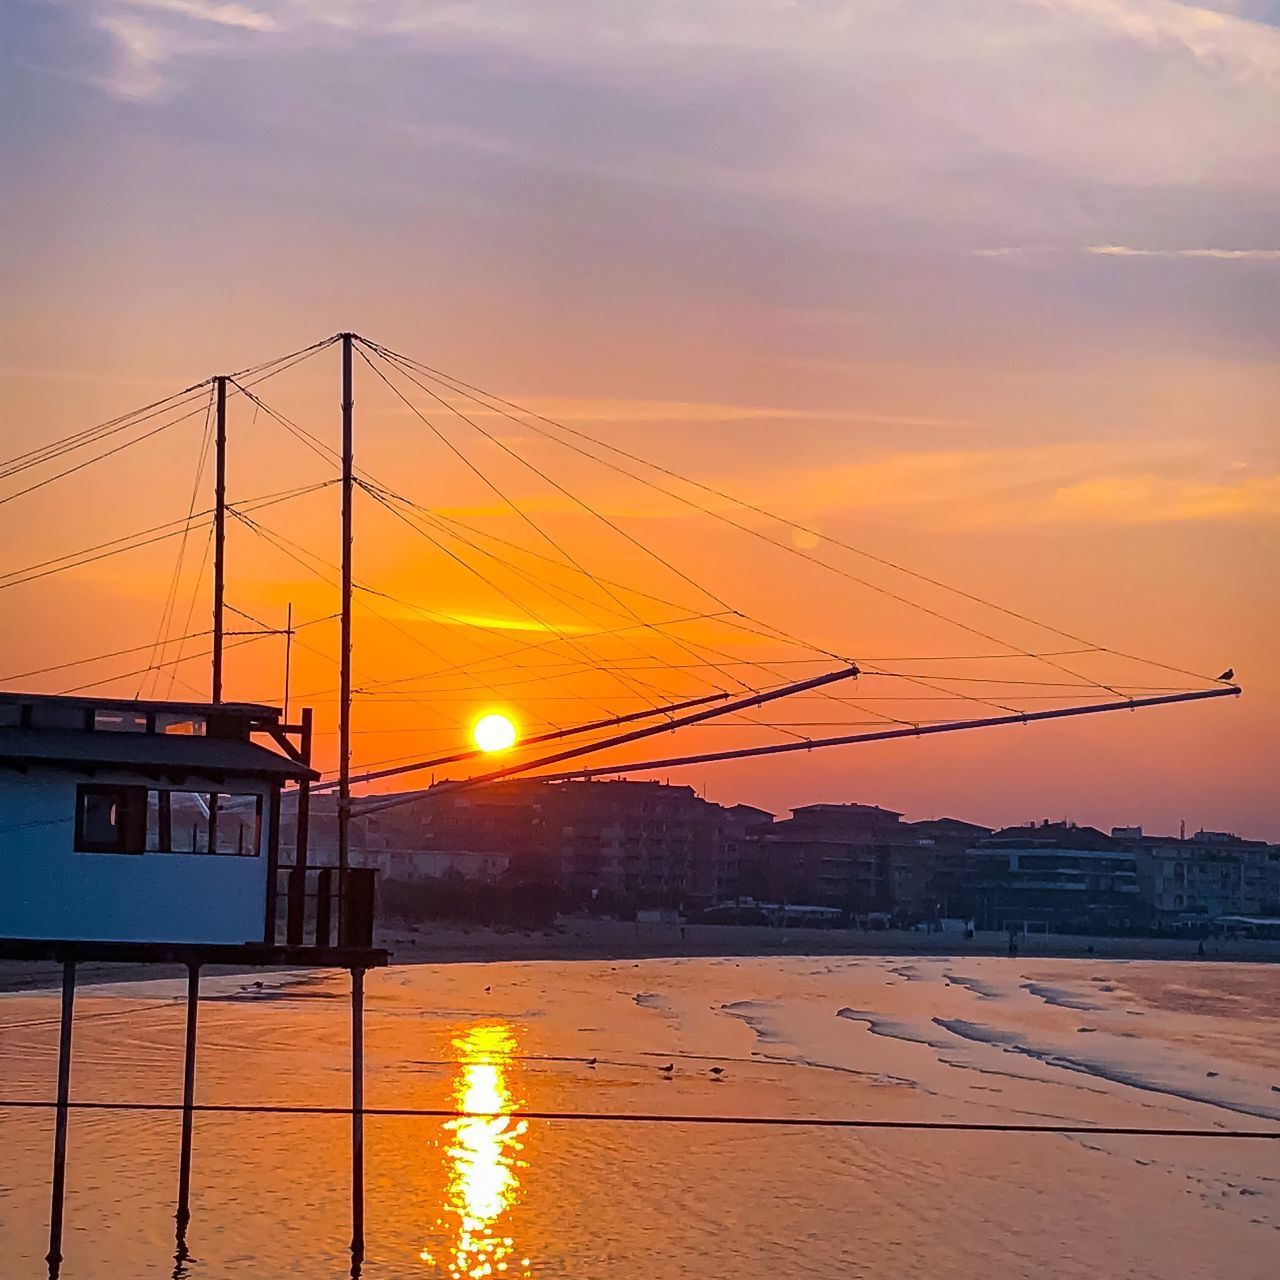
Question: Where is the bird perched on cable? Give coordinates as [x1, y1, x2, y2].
[1217, 668, 1234, 682]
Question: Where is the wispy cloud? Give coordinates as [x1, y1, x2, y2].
[358, 593, 592, 633]
[94, 13, 176, 100]
[975, 244, 1280, 259]
[89, 0, 276, 99]
[1032, 0, 1280, 80]
[126, 1, 276, 32]
[485, 398, 971, 429]
[417, 439, 1280, 530]
[1086, 244, 1280, 258]
[718, 443, 1280, 529]
[1051, 471, 1280, 521]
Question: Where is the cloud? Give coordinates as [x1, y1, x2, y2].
[69, 3, 1280, 166]
[1086, 244, 1280, 258]
[1051, 471, 1280, 521]
[1032, 0, 1280, 79]
[486, 398, 970, 429]
[89, 0, 276, 99]
[720, 442, 1280, 529]
[126, 1, 276, 31]
[974, 244, 1280, 259]
[410, 438, 1280, 531]
[93, 13, 175, 100]
[365, 597, 591, 634]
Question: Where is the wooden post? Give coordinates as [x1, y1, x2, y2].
[46, 960, 76, 1277]
[350, 966, 366, 1265]
[282, 601, 293, 723]
[338, 335, 354, 940]
[288, 708, 315, 944]
[175, 964, 201, 1232]
[315, 868, 334, 947]
[286, 867, 307, 946]
[296, 706, 313, 874]
[211, 374, 227, 703]
[264, 788, 281, 944]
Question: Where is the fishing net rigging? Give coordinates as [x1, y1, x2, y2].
[0, 331, 1238, 806]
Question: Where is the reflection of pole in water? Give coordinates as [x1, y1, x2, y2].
[420, 1024, 532, 1280]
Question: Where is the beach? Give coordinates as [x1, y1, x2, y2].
[1, 952, 1276, 1277]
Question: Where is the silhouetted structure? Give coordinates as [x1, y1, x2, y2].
[304, 778, 768, 911]
[968, 821, 1147, 934]
[1113, 826, 1280, 927]
[754, 803, 912, 916]
[0, 689, 386, 1277]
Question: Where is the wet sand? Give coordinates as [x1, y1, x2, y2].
[1, 954, 1276, 1278]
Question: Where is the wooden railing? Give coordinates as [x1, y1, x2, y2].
[273, 866, 376, 949]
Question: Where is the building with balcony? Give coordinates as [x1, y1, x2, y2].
[971, 821, 1146, 933]
[753, 802, 914, 914]
[1113, 826, 1280, 924]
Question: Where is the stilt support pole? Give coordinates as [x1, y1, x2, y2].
[46, 960, 76, 1277]
[350, 965, 366, 1267]
[176, 963, 201, 1231]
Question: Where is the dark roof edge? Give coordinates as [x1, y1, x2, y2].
[0, 690, 281, 717]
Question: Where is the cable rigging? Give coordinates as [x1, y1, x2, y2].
[231, 380, 698, 722]
[5, 328, 1239, 803]
[355, 346, 914, 740]
[364, 335, 1227, 692]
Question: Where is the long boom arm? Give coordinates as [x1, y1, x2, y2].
[493, 685, 1243, 789]
[352, 662, 861, 817]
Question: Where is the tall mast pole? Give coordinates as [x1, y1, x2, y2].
[211, 375, 227, 703]
[338, 335, 354, 914]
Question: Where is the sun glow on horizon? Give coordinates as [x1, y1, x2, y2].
[472, 712, 519, 753]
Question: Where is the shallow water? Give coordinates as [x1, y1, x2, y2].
[0, 956, 1277, 1278]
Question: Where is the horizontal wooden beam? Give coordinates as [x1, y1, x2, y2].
[0, 938, 389, 968]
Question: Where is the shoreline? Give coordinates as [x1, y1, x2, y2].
[376, 918, 1280, 966]
[2, 918, 1277, 993]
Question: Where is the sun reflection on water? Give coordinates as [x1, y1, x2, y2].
[420, 1024, 532, 1279]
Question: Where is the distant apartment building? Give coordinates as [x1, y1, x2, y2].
[351, 846, 511, 884]
[289, 783, 1277, 930]
[1113, 827, 1280, 923]
[298, 779, 755, 907]
[715, 803, 776, 900]
[280, 794, 513, 887]
[754, 803, 913, 914]
[907, 817, 996, 919]
[546, 780, 724, 905]
[970, 821, 1146, 933]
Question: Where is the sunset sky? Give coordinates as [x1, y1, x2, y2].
[2, 1, 1277, 837]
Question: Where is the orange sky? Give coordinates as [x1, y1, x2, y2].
[2, 2, 1277, 837]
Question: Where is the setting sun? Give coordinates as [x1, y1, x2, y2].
[472, 713, 518, 754]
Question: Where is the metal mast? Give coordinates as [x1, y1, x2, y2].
[211, 375, 227, 703]
[337, 335, 354, 920]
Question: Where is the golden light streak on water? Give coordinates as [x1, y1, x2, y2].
[420, 1024, 531, 1279]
